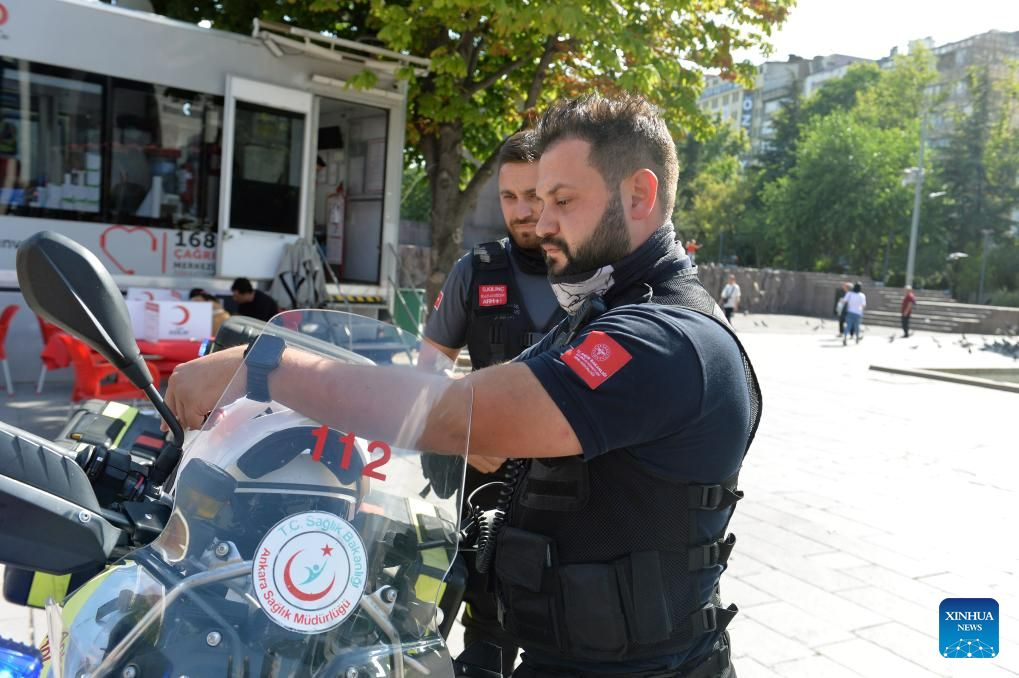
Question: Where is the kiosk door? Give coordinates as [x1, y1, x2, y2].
[217, 76, 313, 279]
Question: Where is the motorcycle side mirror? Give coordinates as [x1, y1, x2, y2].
[16, 231, 152, 390]
[17, 231, 186, 449]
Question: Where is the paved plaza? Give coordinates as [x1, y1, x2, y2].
[1, 313, 1016, 676]
[724, 314, 1017, 678]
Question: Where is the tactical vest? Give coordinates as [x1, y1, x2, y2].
[493, 268, 763, 664]
[465, 240, 564, 370]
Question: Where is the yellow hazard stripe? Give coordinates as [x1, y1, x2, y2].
[331, 295, 386, 304]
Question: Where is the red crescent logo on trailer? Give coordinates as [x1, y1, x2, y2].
[173, 305, 190, 325]
[0, 4, 9, 26]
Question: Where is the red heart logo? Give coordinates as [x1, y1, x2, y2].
[99, 225, 159, 275]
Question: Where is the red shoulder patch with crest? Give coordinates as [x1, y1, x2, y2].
[561, 331, 632, 389]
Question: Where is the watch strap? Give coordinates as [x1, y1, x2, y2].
[247, 367, 272, 403]
[245, 334, 285, 403]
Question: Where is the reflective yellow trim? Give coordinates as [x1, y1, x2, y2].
[102, 401, 138, 448]
[39, 562, 134, 672]
[407, 497, 451, 604]
[26, 572, 71, 609]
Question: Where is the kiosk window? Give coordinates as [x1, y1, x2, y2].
[229, 101, 304, 234]
[0, 59, 103, 216]
[110, 83, 223, 229]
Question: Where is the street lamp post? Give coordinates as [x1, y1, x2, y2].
[977, 229, 993, 304]
[904, 112, 927, 289]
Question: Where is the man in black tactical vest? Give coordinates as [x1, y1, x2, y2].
[422, 131, 564, 674]
[474, 94, 762, 677]
[166, 93, 762, 678]
[423, 131, 563, 370]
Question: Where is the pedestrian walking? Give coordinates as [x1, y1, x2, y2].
[901, 285, 917, 338]
[721, 274, 741, 324]
[834, 281, 851, 337]
[842, 282, 866, 345]
[685, 238, 701, 263]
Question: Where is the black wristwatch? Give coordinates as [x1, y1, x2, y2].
[244, 334, 286, 403]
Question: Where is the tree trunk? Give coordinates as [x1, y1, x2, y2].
[421, 121, 504, 309]
[424, 123, 470, 307]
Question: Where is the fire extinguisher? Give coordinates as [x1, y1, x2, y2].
[325, 182, 346, 279]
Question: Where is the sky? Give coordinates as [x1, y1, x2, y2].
[737, 0, 1019, 64]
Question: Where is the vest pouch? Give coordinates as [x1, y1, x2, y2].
[559, 563, 629, 660]
[518, 457, 590, 512]
[495, 527, 562, 649]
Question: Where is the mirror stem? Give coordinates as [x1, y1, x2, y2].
[144, 384, 186, 487]
[144, 384, 185, 445]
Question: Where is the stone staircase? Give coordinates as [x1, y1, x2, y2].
[863, 288, 997, 334]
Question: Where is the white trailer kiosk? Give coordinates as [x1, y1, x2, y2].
[0, 0, 426, 384]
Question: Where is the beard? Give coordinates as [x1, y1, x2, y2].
[542, 191, 631, 277]
[507, 218, 540, 250]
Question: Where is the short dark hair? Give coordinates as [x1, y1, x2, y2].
[231, 277, 254, 294]
[534, 93, 678, 218]
[497, 130, 537, 170]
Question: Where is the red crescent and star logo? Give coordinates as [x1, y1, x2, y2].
[282, 549, 336, 602]
[252, 511, 367, 634]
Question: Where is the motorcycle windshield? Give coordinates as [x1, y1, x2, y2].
[49, 310, 470, 678]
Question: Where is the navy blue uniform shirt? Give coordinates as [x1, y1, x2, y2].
[516, 302, 752, 672]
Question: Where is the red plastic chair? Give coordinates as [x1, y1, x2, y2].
[0, 304, 20, 395]
[58, 335, 160, 403]
[36, 316, 66, 394]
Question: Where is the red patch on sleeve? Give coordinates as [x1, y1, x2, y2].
[434, 291, 444, 310]
[561, 331, 632, 390]
[479, 284, 508, 307]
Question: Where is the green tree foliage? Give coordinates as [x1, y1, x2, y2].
[137, 0, 793, 301]
[678, 153, 748, 262]
[762, 111, 915, 276]
[936, 62, 1019, 302]
[675, 123, 746, 221]
[927, 68, 997, 256]
[400, 161, 430, 223]
[677, 46, 1019, 304]
[756, 63, 881, 184]
[755, 51, 942, 278]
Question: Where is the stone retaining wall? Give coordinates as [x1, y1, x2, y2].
[697, 265, 1019, 335]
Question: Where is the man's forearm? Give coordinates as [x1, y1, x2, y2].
[266, 348, 580, 460]
[267, 347, 472, 456]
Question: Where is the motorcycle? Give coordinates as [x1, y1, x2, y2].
[0, 231, 491, 677]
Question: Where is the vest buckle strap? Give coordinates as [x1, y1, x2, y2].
[524, 331, 546, 346]
[688, 534, 736, 571]
[688, 484, 743, 511]
[690, 602, 738, 637]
